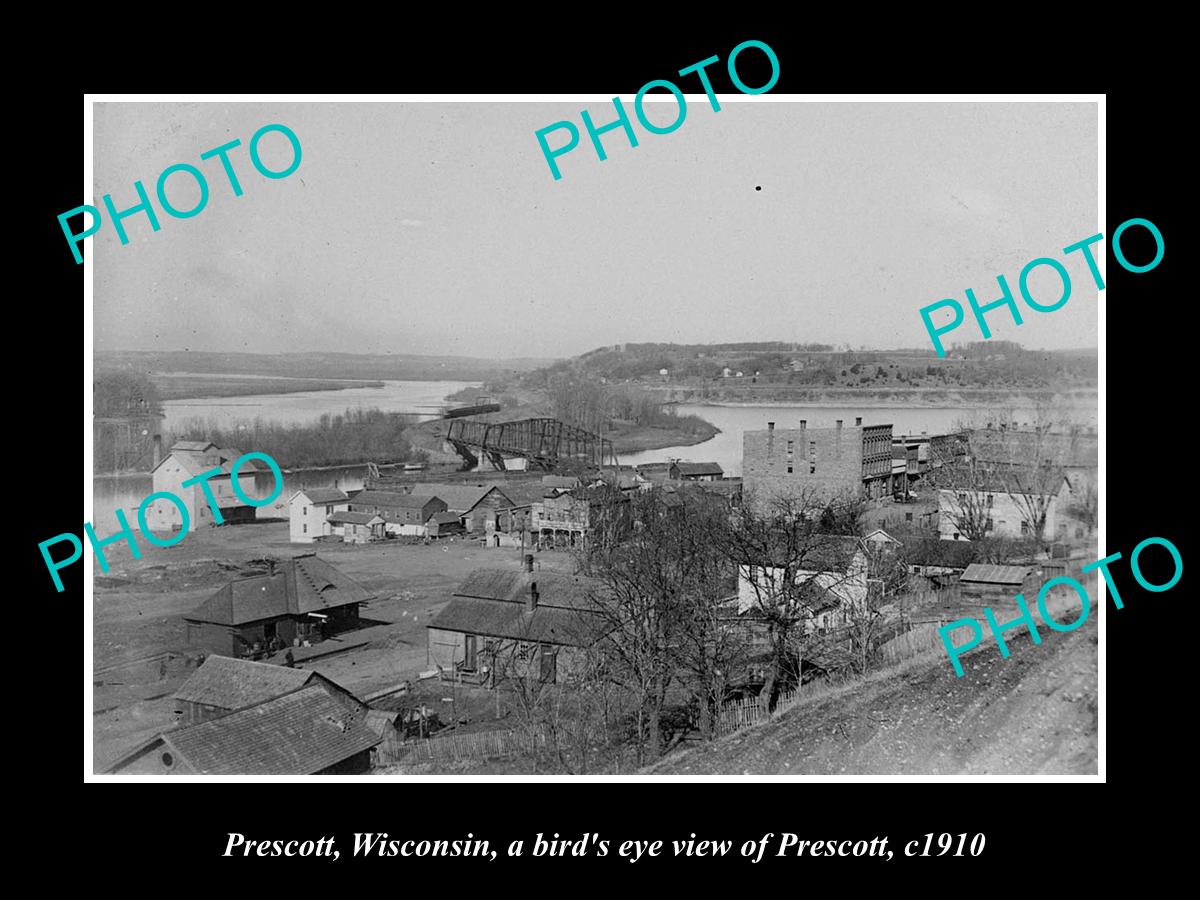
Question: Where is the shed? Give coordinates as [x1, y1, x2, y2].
[958, 563, 1039, 605]
[173, 655, 364, 725]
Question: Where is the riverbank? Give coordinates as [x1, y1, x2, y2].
[607, 419, 721, 454]
[152, 373, 385, 400]
[651, 386, 1097, 407]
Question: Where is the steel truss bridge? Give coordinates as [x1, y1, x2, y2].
[445, 417, 617, 472]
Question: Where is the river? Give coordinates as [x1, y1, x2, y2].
[97, 389, 1096, 521]
[94, 380, 480, 524]
[620, 402, 1098, 476]
[161, 379, 481, 433]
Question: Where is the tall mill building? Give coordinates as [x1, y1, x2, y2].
[742, 418, 894, 510]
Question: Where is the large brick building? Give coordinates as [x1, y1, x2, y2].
[742, 418, 894, 510]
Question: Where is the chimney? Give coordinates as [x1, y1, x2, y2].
[152, 434, 163, 467]
[855, 416, 862, 426]
[528, 581, 539, 612]
[524, 553, 534, 573]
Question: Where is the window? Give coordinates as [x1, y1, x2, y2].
[953, 532, 961, 540]
[1020, 521, 1030, 536]
[905, 512, 913, 522]
[787, 466, 793, 474]
[516, 641, 534, 662]
[161, 752, 174, 768]
[303, 505, 308, 515]
[464, 635, 478, 670]
[539, 646, 558, 682]
[986, 494, 994, 508]
[303, 524, 308, 534]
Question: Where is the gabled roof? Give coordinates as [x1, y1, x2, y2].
[453, 567, 603, 612]
[864, 529, 902, 545]
[153, 441, 272, 477]
[174, 656, 314, 710]
[327, 511, 384, 526]
[185, 555, 370, 626]
[294, 488, 349, 505]
[428, 511, 464, 526]
[960, 563, 1033, 585]
[406, 483, 513, 512]
[107, 685, 379, 775]
[429, 597, 607, 647]
[672, 462, 724, 477]
[349, 490, 427, 509]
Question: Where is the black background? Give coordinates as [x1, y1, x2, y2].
[31, 26, 1177, 885]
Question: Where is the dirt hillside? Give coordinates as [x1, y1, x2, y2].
[647, 613, 1097, 776]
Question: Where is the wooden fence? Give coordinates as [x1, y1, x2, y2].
[378, 725, 550, 766]
[876, 624, 946, 665]
[715, 686, 801, 737]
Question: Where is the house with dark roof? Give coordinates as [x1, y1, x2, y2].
[289, 488, 350, 543]
[405, 483, 514, 534]
[734, 534, 870, 634]
[172, 655, 365, 725]
[958, 563, 1041, 605]
[146, 441, 275, 532]
[426, 560, 609, 685]
[348, 490, 448, 535]
[103, 684, 380, 775]
[426, 510, 466, 539]
[184, 554, 371, 658]
[326, 510, 386, 543]
[669, 461, 724, 482]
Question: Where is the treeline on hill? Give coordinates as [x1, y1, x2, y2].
[519, 341, 1096, 391]
[170, 408, 425, 469]
[544, 376, 712, 436]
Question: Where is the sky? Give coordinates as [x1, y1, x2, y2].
[92, 100, 1099, 359]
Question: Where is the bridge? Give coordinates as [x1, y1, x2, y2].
[445, 417, 617, 471]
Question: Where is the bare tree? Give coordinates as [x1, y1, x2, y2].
[576, 487, 732, 762]
[724, 488, 867, 710]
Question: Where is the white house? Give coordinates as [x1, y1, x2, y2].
[735, 535, 870, 633]
[289, 488, 350, 543]
[147, 441, 272, 532]
[937, 477, 1071, 542]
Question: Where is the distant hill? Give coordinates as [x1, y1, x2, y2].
[96, 350, 559, 383]
[514, 341, 1097, 394]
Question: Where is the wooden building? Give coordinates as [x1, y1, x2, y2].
[348, 490, 448, 535]
[103, 684, 380, 775]
[426, 561, 608, 685]
[326, 510, 386, 543]
[669, 461, 724, 482]
[183, 554, 370, 658]
[958, 563, 1041, 605]
[172, 655, 365, 725]
[406, 483, 515, 534]
[426, 510, 466, 538]
[145, 440, 273, 532]
[289, 488, 350, 543]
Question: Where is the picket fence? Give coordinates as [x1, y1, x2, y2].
[876, 623, 945, 665]
[715, 686, 801, 737]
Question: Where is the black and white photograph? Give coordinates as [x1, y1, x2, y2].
[84, 96, 1101, 779]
